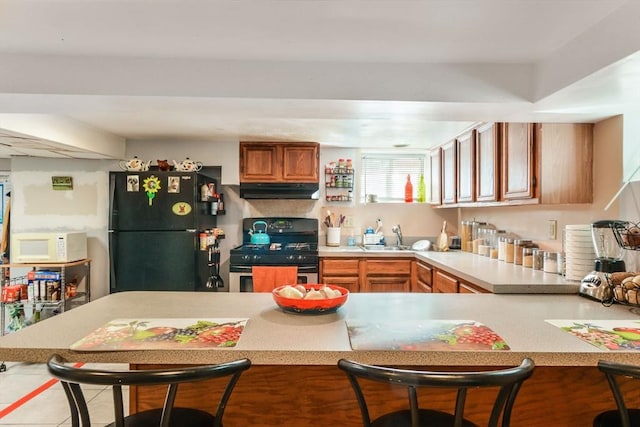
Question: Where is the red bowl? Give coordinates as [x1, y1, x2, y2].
[272, 284, 349, 314]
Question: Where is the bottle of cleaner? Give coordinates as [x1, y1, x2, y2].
[405, 175, 413, 203]
[417, 173, 426, 202]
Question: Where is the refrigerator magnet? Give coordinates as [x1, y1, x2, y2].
[142, 175, 161, 206]
[168, 176, 180, 193]
[172, 202, 192, 216]
[127, 175, 140, 192]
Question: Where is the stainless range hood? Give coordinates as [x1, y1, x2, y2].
[239, 182, 320, 199]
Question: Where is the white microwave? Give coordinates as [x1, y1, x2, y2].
[10, 232, 87, 263]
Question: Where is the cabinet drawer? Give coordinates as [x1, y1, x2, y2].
[366, 259, 412, 275]
[434, 270, 458, 293]
[321, 259, 359, 276]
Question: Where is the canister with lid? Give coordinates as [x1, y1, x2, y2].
[513, 240, 533, 265]
[522, 247, 535, 268]
[543, 252, 560, 273]
[471, 221, 486, 254]
[461, 221, 473, 252]
[532, 248, 544, 270]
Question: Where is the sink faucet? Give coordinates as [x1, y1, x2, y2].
[392, 225, 403, 247]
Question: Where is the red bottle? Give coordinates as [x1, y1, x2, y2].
[404, 175, 413, 203]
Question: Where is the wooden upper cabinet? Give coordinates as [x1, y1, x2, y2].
[536, 123, 593, 204]
[441, 140, 457, 204]
[456, 130, 476, 203]
[475, 123, 500, 202]
[239, 142, 319, 183]
[239, 144, 279, 182]
[501, 123, 535, 200]
[428, 147, 442, 205]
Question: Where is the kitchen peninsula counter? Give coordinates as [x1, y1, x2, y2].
[0, 291, 637, 426]
[320, 246, 580, 293]
[0, 291, 634, 365]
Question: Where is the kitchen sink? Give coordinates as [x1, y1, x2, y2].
[363, 245, 411, 251]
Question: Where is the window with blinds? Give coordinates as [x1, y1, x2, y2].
[360, 154, 426, 203]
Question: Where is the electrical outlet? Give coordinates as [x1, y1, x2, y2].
[343, 215, 354, 227]
[547, 220, 557, 240]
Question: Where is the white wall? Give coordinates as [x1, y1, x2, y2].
[126, 140, 240, 185]
[10, 156, 114, 298]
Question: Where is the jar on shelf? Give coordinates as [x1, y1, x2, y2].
[513, 240, 533, 265]
[461, 221, 473, 252]
[504, 237, 514, 264]
[543, 252, 560, 273]
[471, 221, 487, 254]
[522, 247, 535, 268]
[490, 230, 506, 259]
[532, 249, 544, 270]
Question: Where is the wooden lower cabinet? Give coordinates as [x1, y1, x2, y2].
[131, 364, 639, 427]
[459, 281, 489, 294]
[362, 259, 412, 292]
[320, 257, 491, 294]
[433, 270, 458, 293]
[413, 260, 433, 293]
[319, 258, 361, 293]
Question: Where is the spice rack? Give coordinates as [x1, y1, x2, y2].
[325, 159, 354, 202]
[0, 259, 91, 336]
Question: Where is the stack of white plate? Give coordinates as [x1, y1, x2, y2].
[564, 224, 596, 281]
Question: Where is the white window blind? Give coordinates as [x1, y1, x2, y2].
[360, 154, 425, 203]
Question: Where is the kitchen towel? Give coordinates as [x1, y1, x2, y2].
[251, 266, 298, 292]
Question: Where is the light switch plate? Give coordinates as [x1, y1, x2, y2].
[343, 215, 354, 227]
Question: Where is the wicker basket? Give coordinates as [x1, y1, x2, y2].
[611, 221, 640, 251]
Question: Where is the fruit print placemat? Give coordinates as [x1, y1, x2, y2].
[546, 320, 640, 351]
[70, 318, 247, 351]
[346, 320, 510, 351]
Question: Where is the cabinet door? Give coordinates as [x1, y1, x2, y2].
[240, 144, 279, 182]
[428, 147, 441, 205]
[459, 282, 489, 294]
[363, 259, 411, 292]
[282, 144, 319, 182]
[537, 123, 593, 204]
[456, 130, 476, 203]
[413, 261, 432, 293]
[363, 276, 411, 292]
[475, 123, 500, 202]
[441, 140, 457, 204]
[501, 123, 535, 200]
[433, 270, 458, 293]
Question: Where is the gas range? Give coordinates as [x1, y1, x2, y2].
[230, 217, 319, 272]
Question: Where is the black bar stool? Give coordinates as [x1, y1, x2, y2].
[338, 357, 535, 427]
[47, 354, 251, 427]
[594, 360, 640, 427]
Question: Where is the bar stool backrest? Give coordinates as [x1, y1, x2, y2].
[338, 358, 535, 427]
[47, 354, 251, 427]
[594, 360, 640, 427]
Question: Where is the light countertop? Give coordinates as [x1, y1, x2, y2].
[0, 291, 636, 367]
[319, 246, 580, 294]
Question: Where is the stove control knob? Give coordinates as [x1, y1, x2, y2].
[242, 255, 251, 262]
[286, 255, 295, 261]
[253, 255, 261, 261]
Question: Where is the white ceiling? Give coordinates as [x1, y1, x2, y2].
[0, 0, 639, 158]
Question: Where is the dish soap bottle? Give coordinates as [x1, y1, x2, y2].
[404, 175, 413, 203]
[417, 173, 426, 203]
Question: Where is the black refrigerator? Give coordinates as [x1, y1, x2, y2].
[109, 171, 218, 292]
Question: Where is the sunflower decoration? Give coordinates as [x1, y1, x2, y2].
[142, 175, 161, 206]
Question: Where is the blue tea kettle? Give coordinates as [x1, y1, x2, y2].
[249, 220, 271, 245]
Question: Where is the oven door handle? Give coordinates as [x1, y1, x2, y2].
[231, 265, 317, 273]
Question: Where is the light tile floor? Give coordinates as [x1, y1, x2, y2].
[0, 361, 128, 427]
